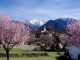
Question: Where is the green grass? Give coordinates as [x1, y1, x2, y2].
[0, 48, 64, 60]
[0, 48, 24, 53]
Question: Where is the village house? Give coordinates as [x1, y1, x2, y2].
[34, 26, 55, 46]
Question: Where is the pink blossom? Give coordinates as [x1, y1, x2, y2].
[67, 21, 80, 46]
[0, 14, 30, 60]
[0, 15, 30, 50]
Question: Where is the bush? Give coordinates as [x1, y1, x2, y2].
[0, 53, 18, 57]
[0, 52, 48, 57]
[23, 53, 48, 57]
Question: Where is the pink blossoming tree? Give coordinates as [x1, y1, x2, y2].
[67, 21, 80, 46]
[0, 15, 30, 60]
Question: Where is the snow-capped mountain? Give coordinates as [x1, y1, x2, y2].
[29, 19, 47, 26]
[24, 19, 47, 30]
[12, 18, 78, 32]
[39, 18, 77, 32]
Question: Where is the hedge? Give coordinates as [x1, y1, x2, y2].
[0, 52, 48, 57]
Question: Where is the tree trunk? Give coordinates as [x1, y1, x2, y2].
[6, 50, 9, 60]
[57, 49, 60, 54]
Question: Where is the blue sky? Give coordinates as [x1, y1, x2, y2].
[0, 0, 80, 20]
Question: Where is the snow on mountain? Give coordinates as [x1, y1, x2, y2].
[24, 19, 47, 30]
[29, 19, 47, 26]
[39, 18, 77, 32]
[24, 19, 47, 26]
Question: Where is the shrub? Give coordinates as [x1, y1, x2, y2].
[23, 53, 48, 57]
[0, 52, 48, 57]
[0, 53, 18, 57]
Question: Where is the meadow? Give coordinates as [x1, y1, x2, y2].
[0, 48, 64, 60]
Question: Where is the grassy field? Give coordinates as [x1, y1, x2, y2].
[0, 48, 64, 60]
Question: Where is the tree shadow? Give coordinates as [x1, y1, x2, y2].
[55, 52, 71, 60]
[56, 56, 71, 60]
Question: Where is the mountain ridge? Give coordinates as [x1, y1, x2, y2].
[38, 18, 77, 32]
[23, 19, 47, 30]
[12, 18, 78, 32]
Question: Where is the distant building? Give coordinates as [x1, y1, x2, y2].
[41, 26, 46, 32]
[34, 26, 55, 46]
[41, 26, 54, 36]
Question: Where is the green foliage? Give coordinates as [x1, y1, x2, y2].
[54, 32, 61, 43]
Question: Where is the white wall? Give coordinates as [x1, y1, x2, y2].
[67, 46, 80, 60]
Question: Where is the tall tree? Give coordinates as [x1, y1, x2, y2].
[67, 21, 80, 60]
[54, 32, 61, 54]
[67, 21, 80, 46]
[39, 34, 56, 51]
[0, 15, 30, 60]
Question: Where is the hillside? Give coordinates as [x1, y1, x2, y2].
[38, 18, 77, 32]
